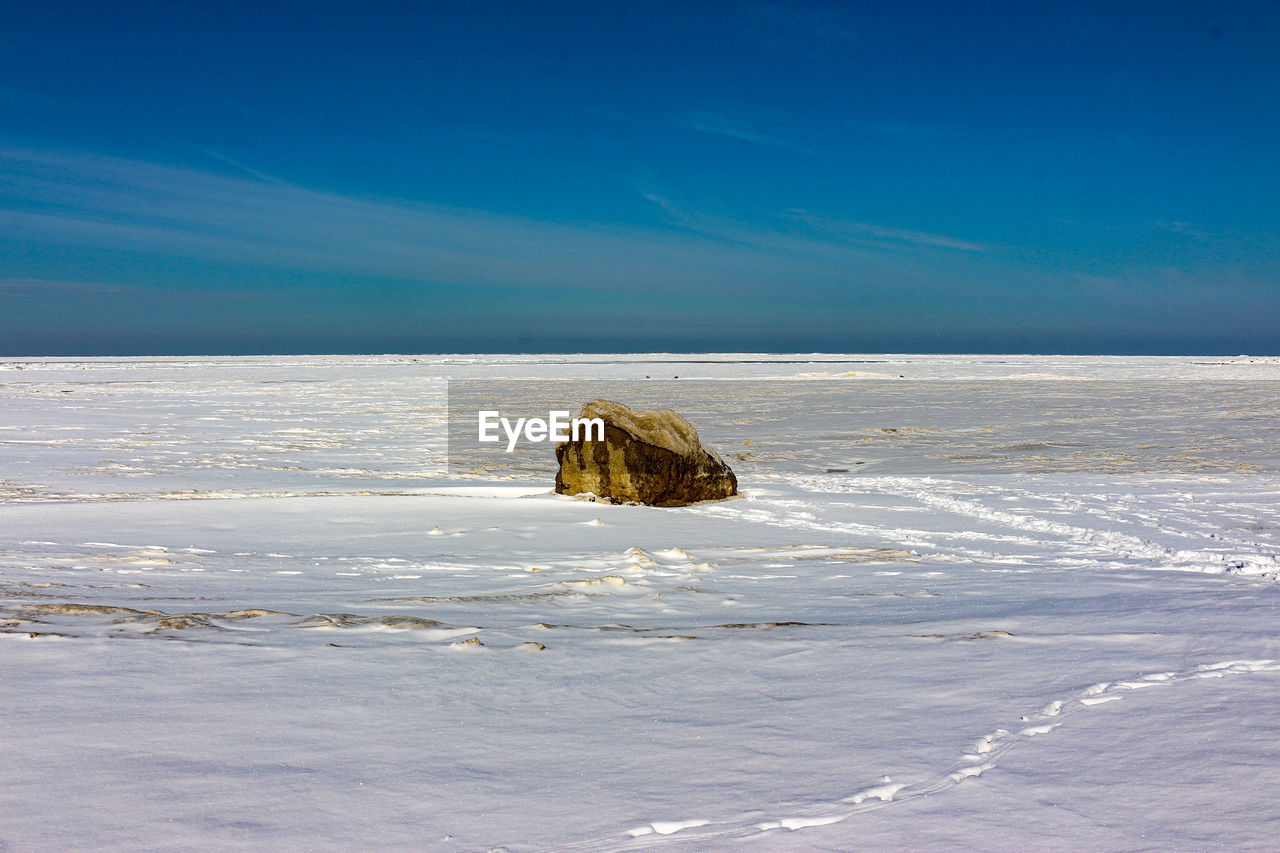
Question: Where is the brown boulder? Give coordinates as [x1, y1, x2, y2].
[554, 400, 738, 506]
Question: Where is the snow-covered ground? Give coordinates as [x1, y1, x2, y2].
[2, 354, 1280, 851]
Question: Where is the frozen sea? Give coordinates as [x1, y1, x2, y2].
[3, 353, 1280, 851]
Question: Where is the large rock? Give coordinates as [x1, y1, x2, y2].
[554, 400, 738, 506]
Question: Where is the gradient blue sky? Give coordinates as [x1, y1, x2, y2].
[2, 0, 1277, 354]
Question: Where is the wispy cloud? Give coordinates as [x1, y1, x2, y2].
[1, 146, 711, 293]
[674, 113, 817, 156]
[1152, 220, 1211, 241]
[640, 193, 688, 221]
[785, 209, 990, 253]
[0, 277, 142, 295]
[191, 145, 292, 185]
[588, 105, 817, 157]
[3, 147, 1273, 352]
[0, 146, 985, 298]
[636, 192, 986, 262]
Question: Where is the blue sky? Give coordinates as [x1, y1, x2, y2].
[2, 0, 1277, 354]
